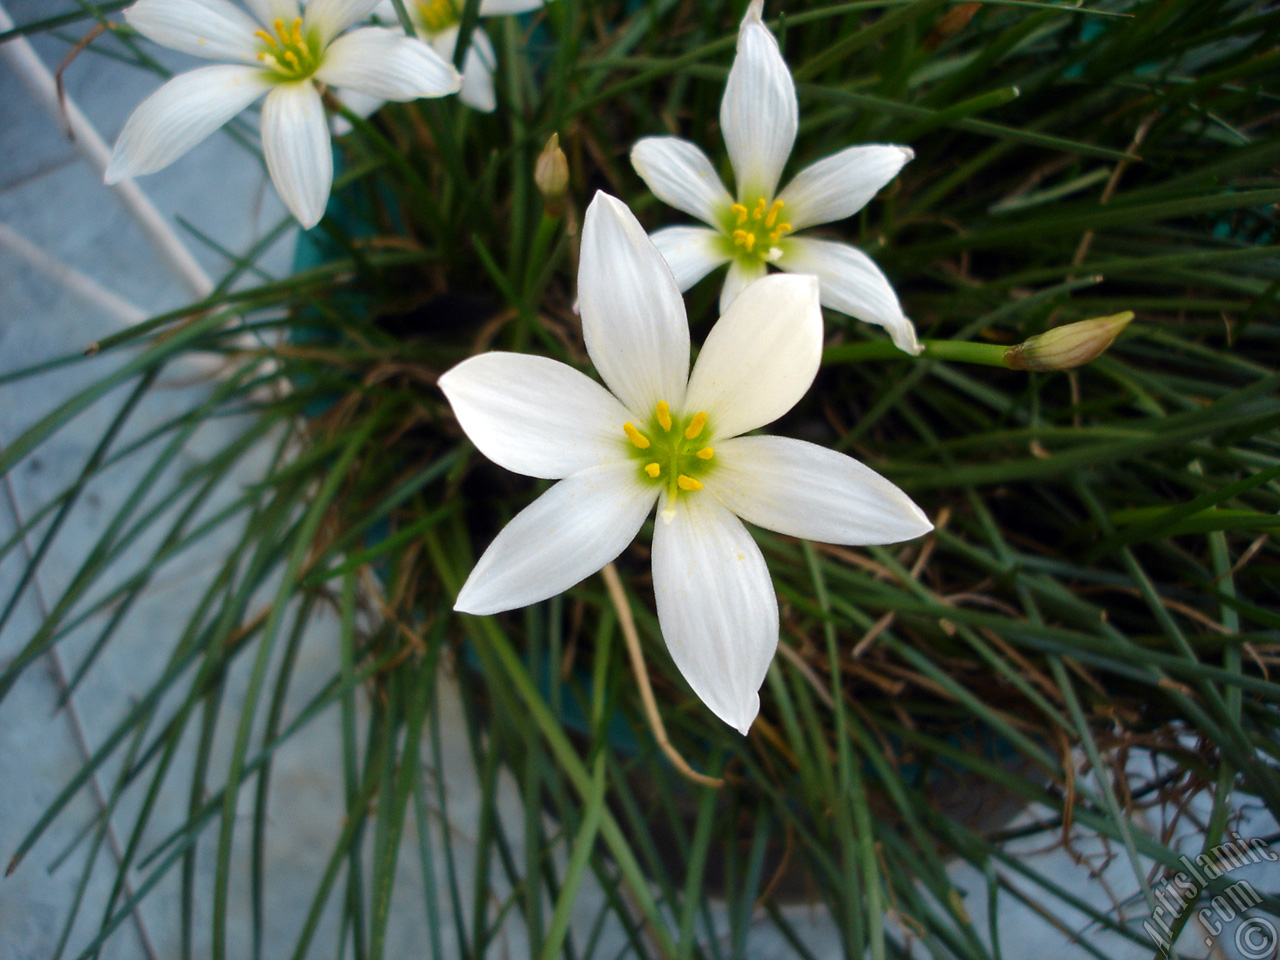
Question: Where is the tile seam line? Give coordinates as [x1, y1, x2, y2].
[0, 1, 213, 300]
[1, 470, 159, 960]
[0, 221, 148, 326]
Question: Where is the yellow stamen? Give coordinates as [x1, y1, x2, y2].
[644, 462, 661, 478]
[731, 197, 793, 258]
[684, 411, 707, 440]
[623, 422, 651, 449]
[696, 447, 714, 460]
[255, 16, 318, 78]
[417, 0, 464, 31]
[656, 401, 672, 431]
[677, 475, 703, 491]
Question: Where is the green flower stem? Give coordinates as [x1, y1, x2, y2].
[423, 528, 680, 960]
[519, 210, 562, 314]
[823, 338, 1013, 367]
[384, 0, 417, 35]
[334, 104, 446, 240]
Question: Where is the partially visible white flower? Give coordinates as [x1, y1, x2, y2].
[105, 0, 463, 227]
[373, 0, 544, 112]
[630, 0, 922, 354]
[438, 191, 931, 734]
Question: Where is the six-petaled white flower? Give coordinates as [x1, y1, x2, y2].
[105, 0, 463, 227]
[630, 0, 922, 355]
[439, 192, 931, 734]
[367, 0, 544, 113]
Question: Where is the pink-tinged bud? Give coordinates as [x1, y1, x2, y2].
[1004, 312, 1133, 372]
[535, 133, 569, 216]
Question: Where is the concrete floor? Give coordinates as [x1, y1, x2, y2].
[1, 3, 1276, 959]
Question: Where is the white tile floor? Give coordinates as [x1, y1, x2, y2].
[0, 5, 362, 957]
[2, 4, 1277, 960]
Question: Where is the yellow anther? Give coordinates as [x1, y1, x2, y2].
[644, 462, 661, 478]
[753, 197, 767, 219]
[696, 446, 714, 460]
[768, 223, 791, 244]
[684, 411, 707, 440]
[765, 199, 784, 228]
[731, 203, 748, 225]
[656, 401, 672, 431]
[677, 475, 703, 491]
[623, 422, 651, 449]
[256, 16, 317, 76]
[733, 229, 756, 251]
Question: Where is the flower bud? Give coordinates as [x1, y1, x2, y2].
[1004, 312, 1133, 372]
[535, 133, 569, 216]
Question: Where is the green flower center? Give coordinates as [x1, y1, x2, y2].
[622, 401, 716, 509]
[415, 0, 461, 32]
[725, 197, 792, 263]
[255, 18, 322, 80]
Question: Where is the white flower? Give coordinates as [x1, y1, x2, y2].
[438, 192, 931, 734]
[105, 0, 463, 227]
[630, 0, 922, 355]
[370, 0, 544, 113]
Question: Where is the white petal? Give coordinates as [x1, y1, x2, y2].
[711, 436, 932, 544]
[125, 0, 263, 63]
[652, 490, 777, 735]
[455, 463, 658, 615]
[105, 65, 271, 183]
[438, 352, 634, 480]
[458, 27, 497, 111]
[261, 82, 332, 228]
[428, 26, 457, 60]
[686, 273, 822, 440]
[425, 28, 491, 108]
[778, 236, 921, 354]
[720, 0, 796, 202]
[651, 226, 729, 291]
[330, 86, 385, 135]
[317, 27, 461, 100]
[478, 0, 544, 13]
[631, 137, 734, 228]
[777, 145, 913, 231]
[304, 0, 383, 46]
[718, 257, 766, 314]
[243, 0, 300, 27]
[578, 193, 690, 416]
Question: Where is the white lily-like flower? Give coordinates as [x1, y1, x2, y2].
[367, 0, 544, 113]
[105, 0, 463, 228]
[439, 192, 931, 734]
[630, 0, 922, 355]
